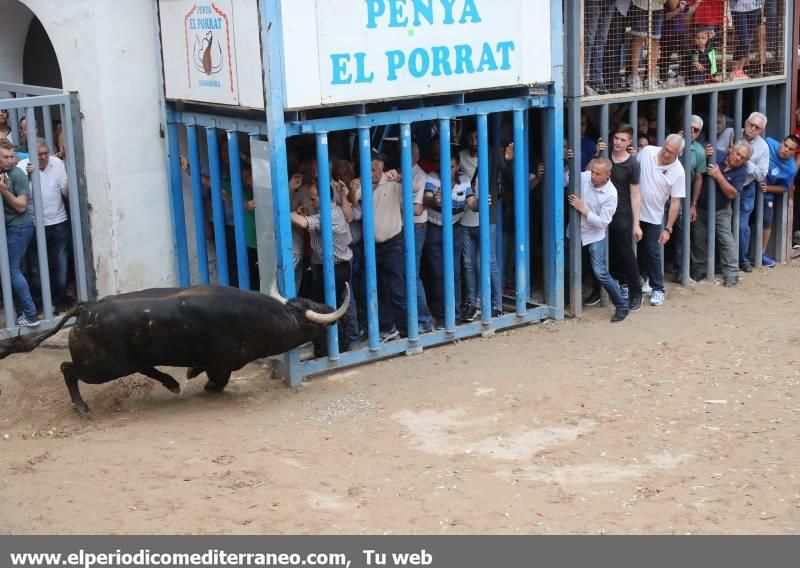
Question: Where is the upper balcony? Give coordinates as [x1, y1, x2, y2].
[579, 0, 789, 100]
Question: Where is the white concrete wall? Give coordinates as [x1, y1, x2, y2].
[0, 0, 176, 295]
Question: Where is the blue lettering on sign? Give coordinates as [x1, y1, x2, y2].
[334, 1, 516, 87]
[189, 17, 223, 30]
[199, 79, 222, 88]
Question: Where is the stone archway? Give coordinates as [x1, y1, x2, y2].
[22, 15, 62, 89]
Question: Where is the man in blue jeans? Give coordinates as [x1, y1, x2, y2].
[0, 139, 39, 327]
[736, 112, 769, 272]
[568, 158, 628, 323]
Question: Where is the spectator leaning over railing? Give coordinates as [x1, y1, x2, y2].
[691, 139, 751, 287]
[0, 138, 38, 327]
[759, 134, 799, 266]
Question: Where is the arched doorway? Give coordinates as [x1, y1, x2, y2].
[22, 16, 62, 89]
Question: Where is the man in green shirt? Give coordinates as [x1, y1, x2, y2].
[0, 139, 38, 326]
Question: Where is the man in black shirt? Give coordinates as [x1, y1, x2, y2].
[590, 124, 644, 311]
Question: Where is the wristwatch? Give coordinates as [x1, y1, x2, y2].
[664, 226, 673, 234]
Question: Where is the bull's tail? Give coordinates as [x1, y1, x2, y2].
[0, 303, 86, 360]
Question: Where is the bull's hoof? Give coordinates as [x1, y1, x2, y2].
[204, 381, 225, 393]
[72, 401, 90, 414]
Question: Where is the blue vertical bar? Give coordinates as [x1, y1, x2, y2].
[546, 89, 565, 312]
[513, 109, 526, 316]
[206, 127, 229, 286]
[400, 123, 420, 351]
[707, 91, 718, 279]
[492, 113, 503, 296]
[439, 118, 455, 331]
[358, 128, 380, 350]
[167, 120, 191, 287]
[477, 114, 492, 327]
[187, 125, 210, 284]
[316, 133, 339, 359]
[227, 130, 251, 289]
[523, 109, 531, 301]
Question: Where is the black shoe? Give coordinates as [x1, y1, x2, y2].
[491, 309, 504, 318]
[741, 264, 753, 273]
[628, 294, 643, 312]
[583, 292, 601, 306]
[723, 276, 738, 287]
[670, 273, 682, 283]
[462, 306, 478, 322]
[611, 307, 629, 323]
[691, 272, 706, 282]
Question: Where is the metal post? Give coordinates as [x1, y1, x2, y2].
[513, 109, 527, 316]
[358, 127, 380, 350]
[753, 85, 768, 267]
[166, 120, 191, 288]
[707, 92, 718, 279]
[733, 88, 743, 256]
[544, 88, 565, 314]
[630, 100, 639, 146]
[565, 0, 582, 317]
[62, 97, 89, 302]
[0, 222, 14, 328]
[523, 109, 531, 301]
[439, 117, 456, 331]
[227, 130, 251, 289]
[187, 125, 210, 284]
[315, 132, 339, 360]
[42, 105, 54, 155]
[26, 107, 54, 320]
[477, 114, 492, 332]
[657, 97, 666, 145]
[400, 123, 421, 354]
[492, 113, 504, 301]
[205, 127, 228, 286]
[681, 95, 692, 286]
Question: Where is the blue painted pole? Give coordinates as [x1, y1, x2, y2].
[491, 113, 504, 300]
[439, 118, 455, 331]
[523, 109, 531, 301]
[227, 130, 251, 289]
[358, 128, 380, 350]
[167, 120, 190, 287]
[477, 114, 492, 328]
[513, 109, 527, 315]
[400, 123, 420, 351]
[546, 90, 565, 312]
[316, 133, 339, 359]
[187, 125, 210, 284]
[206, 127, 229, 286]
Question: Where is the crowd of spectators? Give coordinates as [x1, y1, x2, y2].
[0, 109, 73, 328]
[583, 0, 783, 95]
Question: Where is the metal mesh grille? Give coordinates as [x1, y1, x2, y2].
[582, 0, 787, 97]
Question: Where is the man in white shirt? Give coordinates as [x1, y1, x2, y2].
[18, 138, 70, 309]
[636, 134, 686, 306]
[568, 157, 627, 322]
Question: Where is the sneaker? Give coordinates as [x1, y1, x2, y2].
[630, 76, 642, 91]
[491, 309, 504, 318]
[620, 284, 629, 303]
[650, 290, 665, 306]
[418, 324, 433, 334]
[16, 314, 40, 327]
[461, 306, 478, 322]
[379, 328, 400, 343]
[741, 264, 753, 273]
[762, 254, 776, 268]
[641, 278, 652, 295]
[628, 294, 643, 312]
[670, 273, 683, 283]
[583, 291, 601, 306]
[611, 307, 629, 323]
[723, 276, 738, 287]
[793, 242, 800, 250]
[584, 84, 599, 96]
[646, 77, 661, 91]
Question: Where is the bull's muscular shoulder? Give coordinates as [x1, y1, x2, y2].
[95, 286, 280, 312]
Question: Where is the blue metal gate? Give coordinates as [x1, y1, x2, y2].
[164, 0, 566, 386]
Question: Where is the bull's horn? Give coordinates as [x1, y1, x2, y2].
[305, 283, 350, 325]
[270, 279, 288, 305]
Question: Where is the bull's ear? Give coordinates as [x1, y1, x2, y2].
[270, 279, 288, 304]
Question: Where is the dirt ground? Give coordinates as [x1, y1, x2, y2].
[1, 260, 800, 535]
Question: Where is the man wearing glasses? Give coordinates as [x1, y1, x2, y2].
[734, 112, 769, 272]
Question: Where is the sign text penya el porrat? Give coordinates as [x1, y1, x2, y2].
[328, 0, 517, 86]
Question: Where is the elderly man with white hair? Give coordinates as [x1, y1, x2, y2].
[636, 133, 686, 306]
[719, 111, 769, 272]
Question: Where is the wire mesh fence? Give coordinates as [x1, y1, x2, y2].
[583, 0, 787, 97]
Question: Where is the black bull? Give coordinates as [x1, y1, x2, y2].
[0, 284, 349, 412]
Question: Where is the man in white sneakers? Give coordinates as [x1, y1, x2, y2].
[636, 133, 686, 306]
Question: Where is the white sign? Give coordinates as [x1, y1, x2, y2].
[282, 0, 551, 109]
[158, 0, 265, 109]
